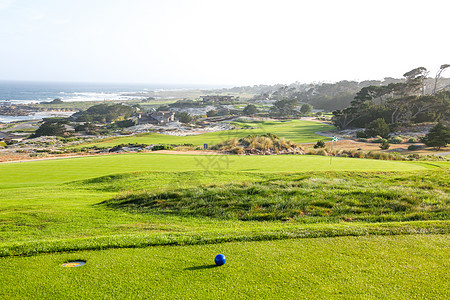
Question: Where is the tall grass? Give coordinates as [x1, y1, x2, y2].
[104, 171, 449, 222]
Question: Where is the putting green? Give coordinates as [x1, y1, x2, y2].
[0, 153, 431, 187]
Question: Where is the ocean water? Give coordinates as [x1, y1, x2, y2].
[0, 81, 202, 104]
[0, 111, 75, 123]
[0, 80, 211, 123]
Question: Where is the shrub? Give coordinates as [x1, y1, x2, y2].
[408, 145, 422, 151]
[152, 144, 174, 151]
[243, 104, 258, 116]
[358, 138, 368, 142]
[31, 122, 68, 137]
[114, 119, 136, 128]
[352, 151, 365, 158]
[300, 103, 313, 115]
[379, 140, 390, 150]
[372, 137, 387, 144]
[408, 137, 418, 143]
[421, 122, 449, 150]
[206, 110, 218, 117]
[316, 149, 328, 156]
[0, 141, 6, 148]
[364, 118, 391, 138]
[175, 112, 195, 124]
[389, 136, 403, 144]
[407, 154, 420, 160]
[356, 130, 367, 138]
[231, 146, 244, 154]
[313, 140, 326, 149]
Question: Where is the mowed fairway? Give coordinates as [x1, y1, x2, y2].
[0, 153, 434, 187]
[0, 153, 449, 298]
[79, 120, 334, 148]
[1, 235, 449, 299]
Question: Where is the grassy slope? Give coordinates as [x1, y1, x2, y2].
[0, 154, 448, 297]
[0, 154, 448, 257]
[1, 235, 449, 299]
[0, 153, 434, 187]
[78, 120, 335, 147]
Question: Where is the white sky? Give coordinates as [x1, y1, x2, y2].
[0, 0, 449, 86]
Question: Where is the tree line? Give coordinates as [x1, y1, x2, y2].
[331, 65, 449, 130]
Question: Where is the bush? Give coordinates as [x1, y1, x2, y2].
[353, 151, 365, 158]
[380, 140, 390, 150]
[421, 122, 449, 150]
[31, 122, 68, 137]
[313, 140, 326, 149]
[243, 104, 258, 116]
[175, 112, 195, 124]
[408, 145, 422, 151]
[358, 138, 368, 142]
[316, 149, 328, 156]
[151, 144, 174, 151]
[372, 137, 387, 144]
[206, 110, 218, 117]
[231, 146, 244, 154]
[389, 136, 403, 144]
[408, 137, 418, 143]
[356, 130, 367, 138]
[407, 154, 420, 160]
[0, 141, 6, 148]
[364, 118, 391, 138]
[300, 104, 313, 115]
[114, 119, 136, 128]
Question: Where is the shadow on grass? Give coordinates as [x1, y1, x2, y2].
[184, 264, 218, 271]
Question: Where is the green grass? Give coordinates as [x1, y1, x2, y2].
[106, 171, 449, 222]
[1, 235, 449, 299]
[0, 153, 448, 297]
[0, 153, 434, 188]
[0, 153, 448, 257]
[77, 120, 335, 148]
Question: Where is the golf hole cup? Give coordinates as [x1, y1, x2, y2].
[215, 254, 226, 266]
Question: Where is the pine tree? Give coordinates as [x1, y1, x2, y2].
[422, 123, 449, 150]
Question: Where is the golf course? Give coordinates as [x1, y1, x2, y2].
[79, 120, 334, 148]
[0, 151, 449, 298]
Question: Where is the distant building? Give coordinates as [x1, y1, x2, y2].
[148, 111, 175, 125]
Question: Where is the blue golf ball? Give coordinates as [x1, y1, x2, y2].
[215, 254, 226, 266]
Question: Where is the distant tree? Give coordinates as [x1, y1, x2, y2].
[206, 110, 218, 117]
[175, 112, 194, 124]
[315, 112, 323, 117]
[73, 104, 134, 123]
[433, 64, 450, 94]
[114, 119, 136, 128]
[32, 122, 67, 137]
[243, 104, 258, 115]
[403, 67, 428, 95]
[270, 99, 298, 116]
[364, 118, 391, 138]
[300, 103, 313, 115]
[422, 122, 449, 150]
